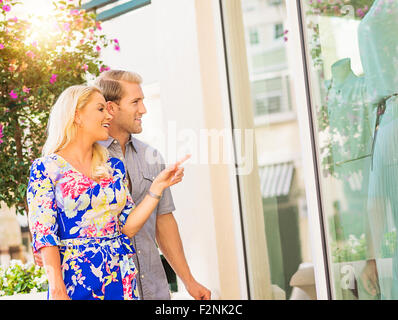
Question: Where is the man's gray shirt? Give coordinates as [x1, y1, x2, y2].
[99, 135, 175, 300]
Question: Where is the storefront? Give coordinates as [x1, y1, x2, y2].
[220, 0, 398, 300]
[2, 0, 395, 300]
[75, 0, 398, 300]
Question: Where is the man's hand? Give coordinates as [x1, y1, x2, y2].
[33, 251, 43, 267]
[360, 259, 380, 297]
[185, 279, 211, 300]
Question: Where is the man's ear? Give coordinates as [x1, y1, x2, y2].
[106, 101, 117, 116]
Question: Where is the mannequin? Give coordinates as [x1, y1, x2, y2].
[327, 57, 374, 167]
[326, 58, 374, 268]
[323, 0, 398, 299]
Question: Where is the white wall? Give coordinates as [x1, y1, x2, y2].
[100, 0, 222, 297]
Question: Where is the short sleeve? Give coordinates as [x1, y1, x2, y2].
[111, 158, 136, 228]
[27, 158, 61, 253]
[156, 153, 175, 215]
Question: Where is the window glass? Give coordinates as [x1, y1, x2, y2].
[302, 0, 398, 300]
[232, 0, 314, 299]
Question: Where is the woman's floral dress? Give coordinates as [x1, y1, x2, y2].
[27, 154, 139, 300]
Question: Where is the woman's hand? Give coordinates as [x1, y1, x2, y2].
[151, 154, 190, 194]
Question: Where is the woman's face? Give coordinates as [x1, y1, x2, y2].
[76, 92, 112, 142]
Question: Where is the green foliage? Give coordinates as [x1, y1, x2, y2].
[0, 260, 48, 296]
[331, 234, 368, 262]
[331, 231, 397, 262]
[0, 0, 118, 214]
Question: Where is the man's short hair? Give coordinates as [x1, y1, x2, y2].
[94, 70, 142, 103]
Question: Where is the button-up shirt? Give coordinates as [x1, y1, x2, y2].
[98, 135, 175, 300]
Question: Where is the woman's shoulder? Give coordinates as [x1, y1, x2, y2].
[31, 154, 58, 169]
[30, 154, 64, 179]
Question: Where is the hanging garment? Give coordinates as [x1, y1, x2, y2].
[357, 0, 398, 300]
[325, 58, 375, 266]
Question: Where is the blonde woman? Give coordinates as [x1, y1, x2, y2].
[27, 85, 188, 300]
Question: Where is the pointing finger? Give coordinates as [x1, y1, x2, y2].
[176, 154, 191, 167]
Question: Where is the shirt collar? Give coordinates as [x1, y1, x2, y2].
[98, 135, 137, 153]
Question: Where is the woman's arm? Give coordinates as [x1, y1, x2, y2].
[27, 158, 68, 299]
[40, 246, 70, 300]
[121, 185, 163, 238]
[121, 155, 189, 238]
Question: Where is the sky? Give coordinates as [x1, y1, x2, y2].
[11, 0, 56, 19]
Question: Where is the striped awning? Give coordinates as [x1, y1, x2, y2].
[258, 162, 294, 198]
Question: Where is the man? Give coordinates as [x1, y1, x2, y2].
[94, 70, 211, 300]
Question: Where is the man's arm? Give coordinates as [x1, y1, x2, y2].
[156, 213, 211, 300]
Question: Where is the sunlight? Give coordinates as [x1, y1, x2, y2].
[13, 0, 60, 45]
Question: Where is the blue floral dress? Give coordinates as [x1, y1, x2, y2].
[27, 154, 139, 300]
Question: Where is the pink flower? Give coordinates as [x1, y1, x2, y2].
[0, 43, 4, 49]
[22, 86, 30, 93]
[114, 45, 120, 52]
[100, 220, 116, 236]
[100, 66, 110, 72]
[49, 74, 57, 84]
[26, 50, 35, 58]
[113, 38, 119, 44]
[63, 22, 70, 31]
[99, 176, 114, 188]
[31, 41, 38, 47]
[2, 5, 11, 12]
[9, 90, 18, 99]
[32, 221, 52, 237]
[95, 21, 102, 30]
[70, 9, 79, 15]
[61, 170, 94, 199]
[82, 63, 88, 71]
[96, 45, 101, 52]
[122, 273, 136, 300]
[81, 224, 98, 237]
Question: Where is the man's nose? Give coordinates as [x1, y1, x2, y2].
[139, 102, 147, 115]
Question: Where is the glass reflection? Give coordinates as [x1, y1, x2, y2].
[304, 0, 398, 300]
[241, 0, 312, 299]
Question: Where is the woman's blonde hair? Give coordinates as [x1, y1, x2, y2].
[42, 85, 112, 180]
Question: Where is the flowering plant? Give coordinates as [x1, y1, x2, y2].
[0, 260, 48, 296]
[306, 0, 372, 19]
[0, 0, 119, 214]
[331, 231, 397, 262]
[331, 234, 368, 263]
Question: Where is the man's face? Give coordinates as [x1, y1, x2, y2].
[112, 81, 147, 134]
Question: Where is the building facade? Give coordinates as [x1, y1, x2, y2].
[2, 0, 396, 300]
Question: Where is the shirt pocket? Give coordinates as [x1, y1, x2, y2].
[142, 171, 156, 183]
[131, 171, 155, 202]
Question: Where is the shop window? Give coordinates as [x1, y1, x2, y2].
[302, 0, 398, 300]
[222, 0, 313, 299]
